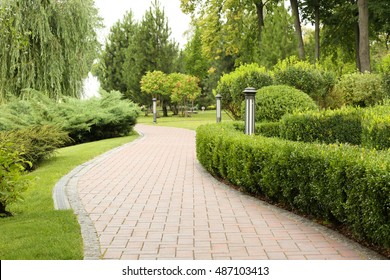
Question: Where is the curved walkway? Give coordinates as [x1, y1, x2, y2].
[59, 124, 383, 260]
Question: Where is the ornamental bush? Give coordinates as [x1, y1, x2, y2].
[0, 89, 141, 144]
[0, 125, 70, 170]
[215, 63, 273, 120]
[0, 143, 30, 216]
[333, 72, 388, 107]
[196, 123, 390, 249]
[52, 90, 140, 143]
[252, 85, 318, 122]
[273, 57, 336, 107]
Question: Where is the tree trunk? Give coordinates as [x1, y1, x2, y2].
[290, 0, 305, 60]
[253, 0, 265, 44]
[357, 0, 370, 72]
[314, 1, 320, 63]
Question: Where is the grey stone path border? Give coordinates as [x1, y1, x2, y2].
[52, 131, 145, 260]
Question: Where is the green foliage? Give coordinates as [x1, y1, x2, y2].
[333, 72, 388, 107]
[196, 123, 390, 249]
[273, 57, 336, 107]
[0, 0, 101, 100]
[140, 71, 170, 97]
[0, 126, 70, 170]
[215, 63, 273, 120]
[257, 4, 298, 68]
[0, 143, 30, 216]
[253, 85, 318, 122]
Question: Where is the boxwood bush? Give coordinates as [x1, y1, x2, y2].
[361, 105, 390, 150]
[252, 85, 318, 122]
[196, 123, 390, 249]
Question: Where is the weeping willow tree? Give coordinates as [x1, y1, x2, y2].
[0, 0, 102, 101]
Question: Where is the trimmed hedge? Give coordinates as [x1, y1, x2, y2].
[232, 121, 280, 138]
[279, 105, 390, 150]
[196, 123, 390, 249]
[362, 106, 390, 150]
[279, 107, 362, 145]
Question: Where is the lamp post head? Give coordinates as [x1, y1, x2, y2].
[243, 87, 257, 96]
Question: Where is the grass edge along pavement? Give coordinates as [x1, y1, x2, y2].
[0, 133, 139, 260]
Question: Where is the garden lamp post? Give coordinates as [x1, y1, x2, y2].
[244, 87, 256, 135]
[152, 97, 157, 124]
[216, 94, 222, 123]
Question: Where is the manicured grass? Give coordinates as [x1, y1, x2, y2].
[138, 110, 232, 130]
[0, 133, 139, 260]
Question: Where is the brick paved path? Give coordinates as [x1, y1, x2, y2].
[75, 124, 381, 260]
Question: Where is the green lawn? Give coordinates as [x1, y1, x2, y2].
[138, 109, 232, 130]
[0, 133, 138, 260]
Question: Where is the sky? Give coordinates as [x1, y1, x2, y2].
[93, 0, 191, 47]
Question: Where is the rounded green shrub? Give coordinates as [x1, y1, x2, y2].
[253, 85, 318, 122]
[215, 63, 273, 120]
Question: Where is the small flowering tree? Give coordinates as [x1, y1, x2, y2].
[140, 71, 170, 116]
[168, 73, 201, 117]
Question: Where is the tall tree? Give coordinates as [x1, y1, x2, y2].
[0, 0, 101, 101]
[290, 0, 306, 59]
[99, 11, 138, 95]
[180, 0, 281, 64]
[358, 0, 370, 72]
[124, 0, 178, 114]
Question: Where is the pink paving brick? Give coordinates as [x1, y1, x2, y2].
[76, 124, 382, 260]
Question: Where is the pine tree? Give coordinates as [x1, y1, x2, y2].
[123, 0, 179, 109]
[99, 11, 138, 94]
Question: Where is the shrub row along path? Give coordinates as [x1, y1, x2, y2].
[63, 124, 382, 260]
